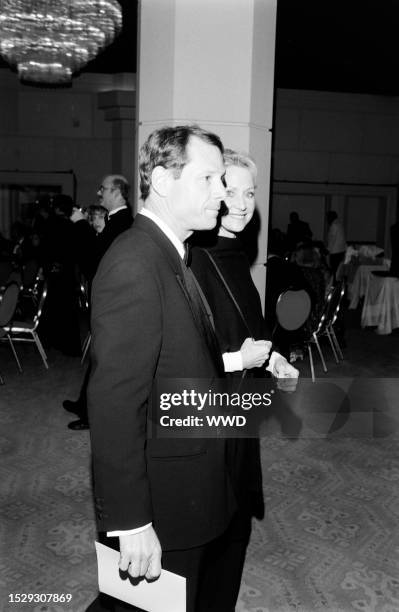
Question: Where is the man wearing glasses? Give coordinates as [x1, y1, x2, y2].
[95, 175, 134, 259]
[65, 174, 133, 431]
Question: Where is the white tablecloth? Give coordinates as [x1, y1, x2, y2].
[361, 274, 399, 334]
[348, 263, 389, 309]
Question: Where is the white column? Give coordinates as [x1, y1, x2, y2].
[136, 0, 277, 306]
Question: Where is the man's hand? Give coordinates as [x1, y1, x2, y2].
[273, 356, 299, 393]
[119, 526, 162, 580]
[240, 338, 272, 369]
[70, 207, 86, 223]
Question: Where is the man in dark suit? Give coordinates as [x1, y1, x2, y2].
[64, 175, 133, 430]
[286, 211, 313, 252]
[93, 175, 134, 266]
[86, 125, 251, 611]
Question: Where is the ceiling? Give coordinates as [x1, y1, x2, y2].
[2, 0, 399, 96]
[275, 0, 399, 96]
[81, 0, 137, 75]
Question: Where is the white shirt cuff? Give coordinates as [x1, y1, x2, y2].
[107, 523, 152, 537]
[223, 350, 284, 373]
[222, 351, 244, 372]
[266, 351, 283, 374]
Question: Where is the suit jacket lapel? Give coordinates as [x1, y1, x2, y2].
[134, 214, 183, 276]
[134, 215, 224, 374]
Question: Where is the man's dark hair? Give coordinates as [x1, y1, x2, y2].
[53, 194, 74, 218]
[87, 204, 107, 218]
[139, 124, 224, 201]
[327, 210, 338, 224]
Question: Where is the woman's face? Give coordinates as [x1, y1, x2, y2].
[91, 212, 106, 234]
[219, 165, 256, 237]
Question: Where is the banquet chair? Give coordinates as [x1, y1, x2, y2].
[18, 264, 44, 321]
[275, 287, 313, 377]
[21, 260, 43, 302]
[0, 281, 23, 374]
[78, 275, 90, 312]
[81, 332, 91, 364]
[78, 276, 91, 364]
[276, 288, 312, 331]
[304, 282, 345, 381]
[325, 282, 345, 361]
[4, 281, 49, 369]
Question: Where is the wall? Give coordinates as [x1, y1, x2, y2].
[2, 73, 399, 250]
[271, 89, 399, 251]
[0, 69, 135, 210]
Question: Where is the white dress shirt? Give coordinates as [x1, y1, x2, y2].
[327, 220, 346, 254]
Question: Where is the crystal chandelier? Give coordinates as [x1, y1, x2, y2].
[0, 0, 122, 84]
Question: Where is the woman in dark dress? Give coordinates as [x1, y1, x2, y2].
[191, 149, 298, 381]
[190, 150, 298, 611]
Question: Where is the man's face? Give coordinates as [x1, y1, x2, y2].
[165, 137, 226, 238]
[97, 176, 118, 212]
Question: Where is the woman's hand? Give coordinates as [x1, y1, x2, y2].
[272, 356, 299, 393]
[240, 338, 272, 369]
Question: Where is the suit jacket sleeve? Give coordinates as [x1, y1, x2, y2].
[73, 220, 97, 281]
[87, 247, 161, 532]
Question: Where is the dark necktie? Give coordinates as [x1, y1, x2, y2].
[180, 245, 223, 374]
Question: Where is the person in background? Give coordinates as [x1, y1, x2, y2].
[326, 210, 346, 280]
[286, 211, 313, 252]
[38, 194, 82, 356]
[93, 175, 133, 261]
[71, 175, 133, 273]
[87, 204, 108, 235]
[63, 176, 133, 431]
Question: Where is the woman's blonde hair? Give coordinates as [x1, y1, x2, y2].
[223, 149, 257, 183]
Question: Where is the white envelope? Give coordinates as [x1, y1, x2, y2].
[95, 541, 186, 612]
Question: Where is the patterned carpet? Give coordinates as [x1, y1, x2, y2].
[0, 348, 97, 612]
[239, 435, 399, 612]
[0, 327, 398, 612]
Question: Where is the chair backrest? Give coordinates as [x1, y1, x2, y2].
[326, 282, 345, 327]
[32, 281, 48, 330]
[78, 276, 90, 311]
[276, 288, 312, 330]
[22, 259, 40, 289]
[312, 285, 334, 334]
[312, 282, 345, 335]
[0, 282, 20, 327]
